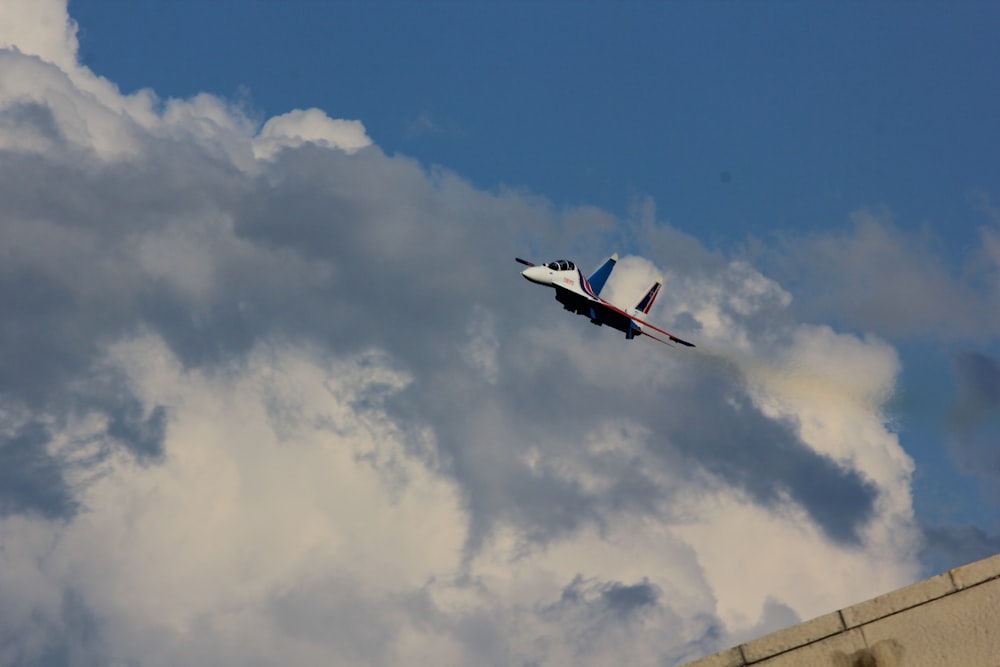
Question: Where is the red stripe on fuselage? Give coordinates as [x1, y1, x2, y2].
[578, 269, 599, 299]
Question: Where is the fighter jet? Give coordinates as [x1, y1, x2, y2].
[517, 254, 695, 348]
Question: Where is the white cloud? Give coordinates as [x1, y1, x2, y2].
[462, 305, 501, 384]
[0, 0, 79, 74]
[0, 49, 145, 160]
[0, 1, 366, 167]
[528, 256, 922, 637]
[0, 2, 930, 665]
[11, 335, 465, 664]
[136, 222, 221, 307]
[757, 206, 1000, 340]
[1, 329, 913, 665]
[253, 108, 372, 160]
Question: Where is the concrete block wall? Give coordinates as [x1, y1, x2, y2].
[682, 552, 1000, 667]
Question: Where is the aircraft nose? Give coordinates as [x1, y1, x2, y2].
[521, 266, 549, 285]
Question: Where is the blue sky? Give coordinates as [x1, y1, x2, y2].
[2, 1, 1000, 664]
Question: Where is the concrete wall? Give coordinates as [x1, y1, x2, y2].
[683, 552, 1000, 667]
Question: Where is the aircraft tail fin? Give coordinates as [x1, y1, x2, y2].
[587, 253, 618, 295]
[635, 280, 662, 314]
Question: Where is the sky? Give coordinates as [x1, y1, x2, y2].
[1, 0, 999, 665]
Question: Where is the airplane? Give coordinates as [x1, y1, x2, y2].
[516, 254, 695, 348]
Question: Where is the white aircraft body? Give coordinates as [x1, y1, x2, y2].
[517, 254, 695, 348]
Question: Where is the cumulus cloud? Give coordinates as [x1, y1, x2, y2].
[756, 206, 1000, 340]
[743, 200, 1000, 574]
[0, 0, 79, 73]
[253, 108, 372, 160]
[0, 2, 928, 665]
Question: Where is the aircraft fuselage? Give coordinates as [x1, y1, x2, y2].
[518, 256, 694, 348]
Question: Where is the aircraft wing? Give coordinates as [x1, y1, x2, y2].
[597, 299, 696, 348]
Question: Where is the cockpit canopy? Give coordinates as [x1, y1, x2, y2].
[546, 259, 575, 271]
